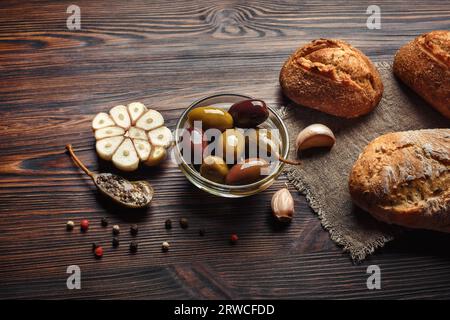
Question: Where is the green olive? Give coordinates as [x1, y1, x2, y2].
[187, 106, 234, 132]
[225, 158, 270, 185]
[200, 156, 229, 184]
[218, 129, 246, 163]
[245, 129, 281, 159]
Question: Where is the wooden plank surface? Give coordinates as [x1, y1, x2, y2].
[0, 0, 449, 299]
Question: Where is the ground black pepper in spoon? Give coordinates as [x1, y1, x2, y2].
[66, 144, 154, 209]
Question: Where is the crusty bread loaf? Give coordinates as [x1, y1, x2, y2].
[349, 129, 450, 232]
[393, 30, 450, 119]
[279, 39, 383, 118]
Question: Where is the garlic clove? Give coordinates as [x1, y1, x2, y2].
[295, 124, 336, 152]
[127, 126, 147, 140]
[132, 138, 151, 161]
[148, 126, 173, 148]
[95, 126, 125, 140]
[109, 105, 131, 130]
[127, 102, 147, 125]
[144, 146, 167, 166]
[92, 112, 115, 130]
[135, 109, 164, 131]
[271, 188, 294, 223]
[96, 136, 124, 161]
[112, 138, 139, 172]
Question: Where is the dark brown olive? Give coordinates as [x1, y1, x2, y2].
[225, 158, 269, 185]
[228, 99, 269, 128]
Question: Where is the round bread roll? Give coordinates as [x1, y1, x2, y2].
[349, 129, 450, 233]
[279, 39, 383, 118]
[393, 30, 450, 119]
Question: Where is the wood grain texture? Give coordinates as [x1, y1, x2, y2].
[0, 0, 449, 299]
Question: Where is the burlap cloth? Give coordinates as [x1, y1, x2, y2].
[280, 62, 449, 262]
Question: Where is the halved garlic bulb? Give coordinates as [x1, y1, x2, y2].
[92, 102, 171, 171]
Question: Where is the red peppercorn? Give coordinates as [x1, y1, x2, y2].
[80, 219, 89, 231]
[94, 246, 103, 258]
[230, 233, 239, 244]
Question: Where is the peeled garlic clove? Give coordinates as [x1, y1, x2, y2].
[132, 139, 151, 161]
[144, 146, 167, 166]
[271, 188, 294, 223]
[127, 126, 147, 140]
[112, 138, 139, 172]
[95, 126, 125, 140]
[136, 109, 164, 131]
[92, 112, 115, 130]
[295, 124, 336, 152]
[128, 102, 147, 125]
[109, 105, 131, 129]
[96, 136, 124, 160]
[148, 126, 173, 148]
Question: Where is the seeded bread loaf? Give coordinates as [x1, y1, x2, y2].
[393, 30, 450, 119]
[279, 39, 383, 118]
[349, 129, 450, 232]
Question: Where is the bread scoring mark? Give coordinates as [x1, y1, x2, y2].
[355, 131, 449, 213]
[293, 39, 376, 93]
[418, 30, 450, 68]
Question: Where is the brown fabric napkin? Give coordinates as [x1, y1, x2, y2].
[280, 62, 449, 262]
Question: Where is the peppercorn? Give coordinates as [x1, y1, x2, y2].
[165, 219, 172, 230]
[180, 218, 189, 229]
[130, 224, 138, 236]
[92, 243, 99, 252]
[66, 220, 74, 231]
[162, 241, 170, 252]
[112, 224, 120, 235]
[94, 246, 103, 258]
[80, 219, 89, 232]
[230, 233, 239, 244]
[198, 229, 205, 237]
[101, 217, 109, 227]
[112, 237, 120, 248]
[130, 241, 138, 253]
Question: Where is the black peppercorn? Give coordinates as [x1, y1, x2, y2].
[112, 224, 120, 235]
[112, 237, 120, 248]
[130, 224, 138, 236]
[130, 241, 138, 253]
[101, 217, 109, 227]
[92, 243, 99, 252]
[180, 218, 189, 229]
[165, 219, 172, 230]
[198, 229, 205, 236]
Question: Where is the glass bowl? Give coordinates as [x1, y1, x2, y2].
[173, 93, 289, 198]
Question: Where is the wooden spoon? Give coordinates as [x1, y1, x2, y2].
[66, 144, 153, 209]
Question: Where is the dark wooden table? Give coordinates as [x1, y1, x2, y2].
[1, 0, 449, 300]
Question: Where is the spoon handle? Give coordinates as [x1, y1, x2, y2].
[66, 144, 95, 179]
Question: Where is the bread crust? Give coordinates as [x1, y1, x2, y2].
[349, 129, 450, 232]
[279, 39, 383, 118]
[393, 30, 450, 119]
